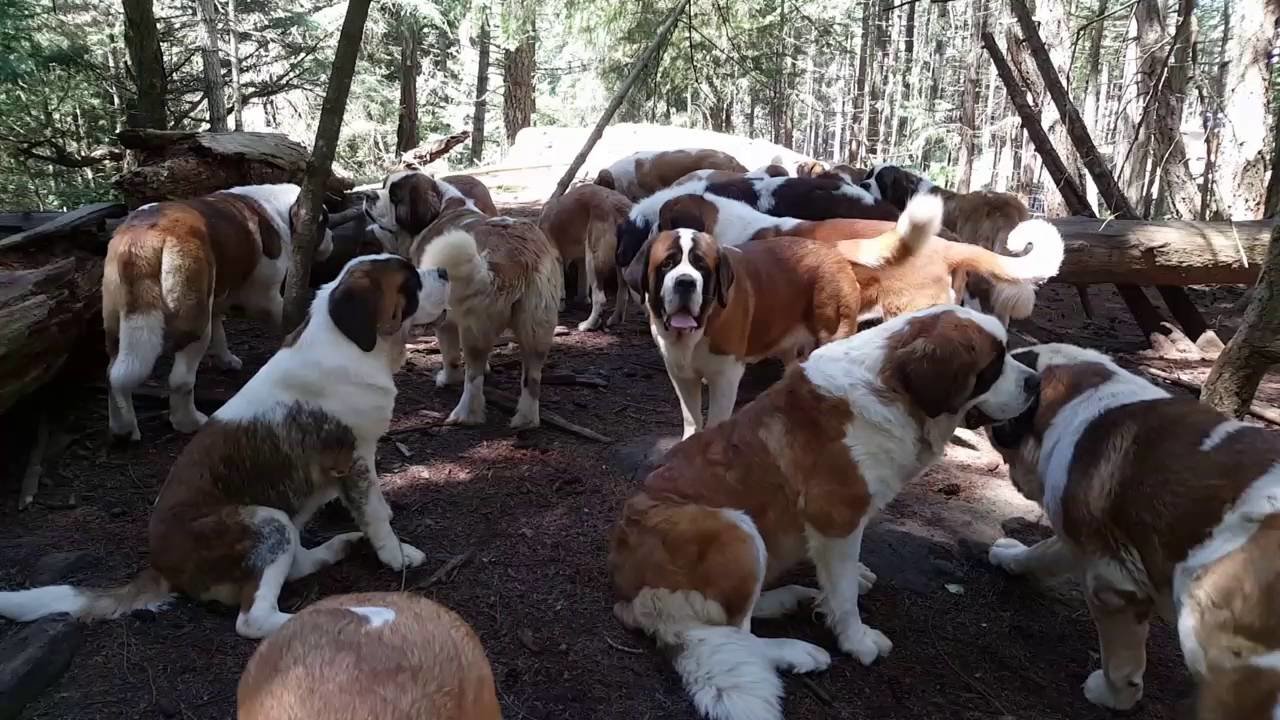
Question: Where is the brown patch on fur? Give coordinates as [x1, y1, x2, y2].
[388, 172, 441, 237]
[1033, 362, 1113, 436]
[594, 168, 616, 190]
[1197, 661, 1280, 720]
[1189, 515, 1280, 669]
[795, 160, 827, 177]
[239, 592, 501, 720]
[876, 310, 1006, 419]
[942, 190, 1029, 254]
[617, 149, 748, 200]
[442, 174, 497, 216]
[658, 194, 720, 234]
[539, 184, 632, 264]
[673, 169, 744, 186]
[610, 366, 867, 625]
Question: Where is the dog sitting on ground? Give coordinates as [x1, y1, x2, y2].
[238, 592, 501, 719]
[609, 304, 1040, 720]
[0, 255, 450, 639]
[366, 170, 562, 429]
[655, 193, 1064, 325]
[595, 148, 747, 201]
[539, 183, 634, 331]
[985, 343, 1280, 718]
[103, 183, 334, 441]
[861, 164, 1039, 323]
[628, 199, 938, 438]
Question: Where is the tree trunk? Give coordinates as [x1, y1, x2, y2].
[1148, 0, 1202, 219]
[502, 4, 536, 146]
[1081, 0, 1110, 133]
[396, 14, 421, 155]
[865, 0, 887, 161]
[1113, 0, 1162, 209]
[470, 12, 491, 165]
[227, 0, 244, 130]
[195, 0, 228, 132]
[281, 0, 373, 331]
[1214, 0, 1278, 219]
[122, 0, 167, 130]
[895, 0, 917, 153]
[850, 0, 873, 163]
[1202, 222, 1280, 415]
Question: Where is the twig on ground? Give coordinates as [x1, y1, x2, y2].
[928, 599, 1011, 717]
[796, 675, 836, 708]
[622, 357, 666, 373]
[485, 387, 613, 443]
[542, 372, 608, 388]
[602, 633, 644, 654]
[413, 550, 475, 590]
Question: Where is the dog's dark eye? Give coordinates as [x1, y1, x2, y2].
[660, 256, 678, 271]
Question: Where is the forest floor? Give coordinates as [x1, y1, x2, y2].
[0, 231, 1273, 719]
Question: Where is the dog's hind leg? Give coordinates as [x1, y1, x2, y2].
[1082, 570, 1151, 710]
[235, 507, 299, 639]
[446, 324, 493, 425]
[577, 248, 606, 332]
[287, 532, 364, 580]
[753, 586, 821, 618]
[168, 306, 213, 434]
[434, 320, 464, 387]
[511, 341, 546, 429]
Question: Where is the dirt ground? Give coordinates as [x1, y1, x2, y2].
[0, 255, 1271, 719]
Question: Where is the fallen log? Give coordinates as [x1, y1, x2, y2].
[1050, 218, 1273, 286]
[0, 202, 127, 252]
[0, 255, 104, 415]
[114, 129, 354, 207]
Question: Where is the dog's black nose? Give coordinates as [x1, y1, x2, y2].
[674, 276, 697, 293]
[1023, 374, 1040, 395]
[436, 268, 448, 281]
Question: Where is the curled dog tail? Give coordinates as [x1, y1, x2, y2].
[0, 568, 172, 623]
[418, 229, 493, 298]
[615, 590, 784, 720]
[943, 218, 1064, 320]
[836, 192, 940, 268]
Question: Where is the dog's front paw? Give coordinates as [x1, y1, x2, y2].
[170, 409, 209, 434]
[376, 541, 426, 570]
[766, 638, 832, 674]
[445, 404, 486, 426]
[988, 537, 1030, 573]
[840, 625, 893, 666]
[1083, 669, 1143, 710]
[577, 318, 602, 332]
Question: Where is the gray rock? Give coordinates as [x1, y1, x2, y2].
[27, 551, 94, 586]
[0, 615, 84, 720]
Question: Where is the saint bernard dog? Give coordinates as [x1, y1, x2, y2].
[103, 183, 335, 440]
[609, 305, 1040, 720]
[0, 255, 449, 639]
[594, 148, 747, 201]
[363, 170, 497, 256]
[615, 174, 900, 271]
[238, 592, 501, 720]
[651, 192, 1064, 328]
[627, 198, 940, 438]
[984, 343, 1280, 718]
[538, 183, 634, 331]
[862, 164, 1041, 324]
[366, 170, 562, 429]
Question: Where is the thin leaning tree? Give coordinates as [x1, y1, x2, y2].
[281, 0, 375, 331]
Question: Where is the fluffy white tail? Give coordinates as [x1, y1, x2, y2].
[675, 626, 785, 720]
[0, 568, 171, 623]
[417, 229, 491, 295]
[109, 310, 164, 391]
[836, 193, 939, 268]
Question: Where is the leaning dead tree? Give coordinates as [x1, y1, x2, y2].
[548, 0, 691, 201]
[281, 0, 374, 331]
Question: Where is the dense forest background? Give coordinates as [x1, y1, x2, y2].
[1, 0, 1275, 219]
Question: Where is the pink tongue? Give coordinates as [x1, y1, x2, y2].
[669, 312, 698, 329]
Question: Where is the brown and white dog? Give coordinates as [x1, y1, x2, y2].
[628, 201, 939, 438]
[862, 164, 1039, 323]
[364, 171, 497, 256]
[655, 192, 1064, 325]
[104, 183, 335, 440]
[595, 148, 747, 201]
[238, 592, 501, 720]
[0, 255, 449, 638]
[366, 170, 562, 428]
[538, 183, 634, 331]
[609, 305, 1040, 720]
[985, 343, 1280, 717]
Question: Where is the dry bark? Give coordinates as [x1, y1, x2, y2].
[1051, 218, 1274, 285]
[195, 0, 228, 132]
[1203, 222, 1280, 415]
[122, 0, 167, 130]
[470, 11, 491, 165]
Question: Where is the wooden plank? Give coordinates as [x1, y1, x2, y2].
[0, 212, 63, 234]
[0, 202, 127, 252]
[1050, 217, 1273, 286]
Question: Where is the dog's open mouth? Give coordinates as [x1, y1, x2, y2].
[664, 310, 701, 334]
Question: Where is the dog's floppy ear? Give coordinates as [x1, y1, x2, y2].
[389, 173, 440, 236]
[714, 246, 735, 308]
[659, 195, 718, 235]
[595, 169, 616, 190]
[1011, 348, 1040, 371]
[622, 235, 654, 299]
[328, 259, 419, 352]
[895, 337, 976, 418]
